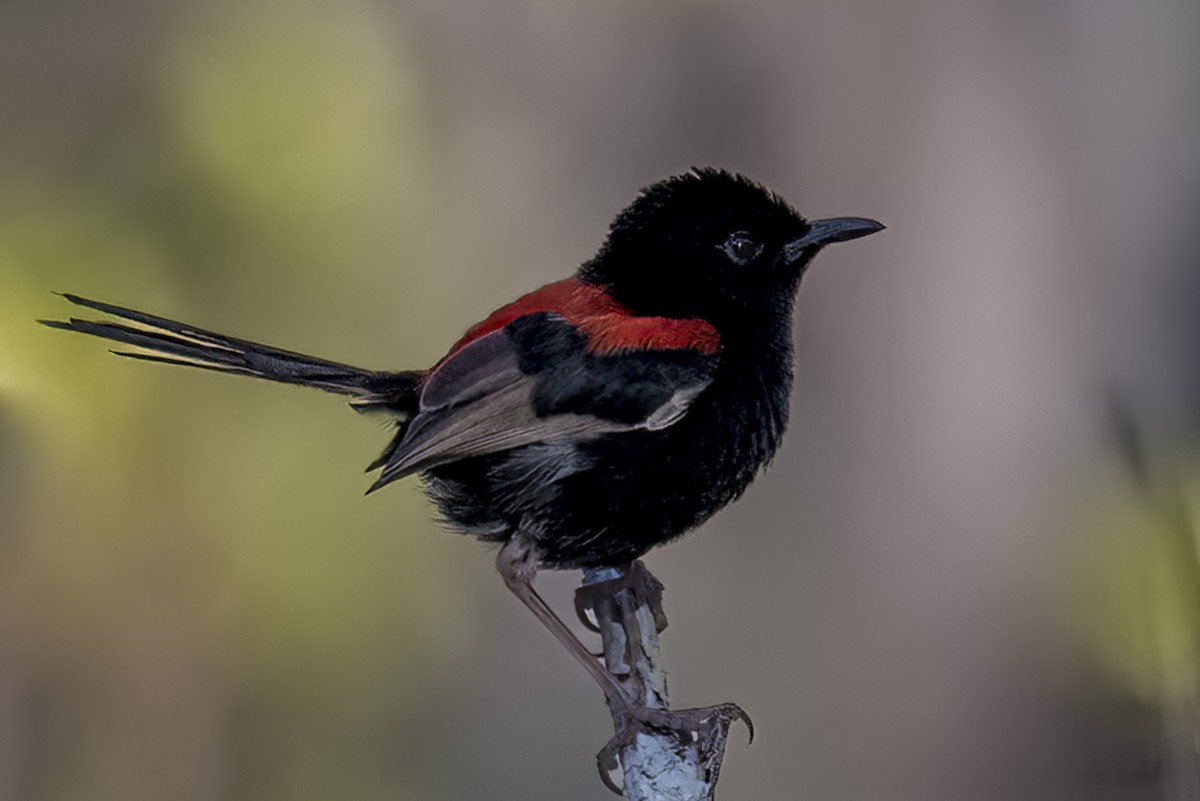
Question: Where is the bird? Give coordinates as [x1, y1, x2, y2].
[42, 167, 882, 726]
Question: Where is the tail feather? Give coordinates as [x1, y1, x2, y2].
[41, 293, 422, 411]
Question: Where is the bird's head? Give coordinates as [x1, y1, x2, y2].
[579, 168, 883, 325]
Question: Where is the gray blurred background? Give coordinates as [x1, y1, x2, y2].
[2, 0, 1199, 799]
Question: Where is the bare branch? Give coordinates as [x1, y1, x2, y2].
[578, 562, 749, 800]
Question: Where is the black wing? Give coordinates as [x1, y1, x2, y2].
[368, 313, 716, 491]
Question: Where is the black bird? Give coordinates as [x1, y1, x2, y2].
[42, 168, 883, 722]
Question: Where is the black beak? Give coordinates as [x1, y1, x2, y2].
[783, 217, 885, 263]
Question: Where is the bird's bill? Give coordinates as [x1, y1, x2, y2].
[782, 217, 885, 263]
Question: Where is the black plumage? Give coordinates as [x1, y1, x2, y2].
[42, 167, 883, 726]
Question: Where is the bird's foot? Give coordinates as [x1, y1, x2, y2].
[576, 561, 668, 637]
[596, 701, 753, 794]
[575, 561, 669, 666]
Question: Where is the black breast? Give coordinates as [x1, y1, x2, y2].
[535, 352, 792, 567]
[423, 314, 796, 570]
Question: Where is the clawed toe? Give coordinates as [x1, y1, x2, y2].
[626, 702, 753, 743]
[574, 590, 603, 633]
[595, 701, 754, 794]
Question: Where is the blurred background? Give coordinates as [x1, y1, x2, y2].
[2, 0, 1199, 798]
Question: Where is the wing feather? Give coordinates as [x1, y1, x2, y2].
[368, 315, 716, 492]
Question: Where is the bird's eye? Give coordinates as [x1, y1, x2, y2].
[721, 233, 762, 265]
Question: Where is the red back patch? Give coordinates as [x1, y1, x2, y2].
[438, 278, 720, 366]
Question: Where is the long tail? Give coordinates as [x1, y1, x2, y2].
[40, 293, 421, 414]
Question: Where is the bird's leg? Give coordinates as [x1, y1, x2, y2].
[497, 542, 752, 795]
[496, 539, 633, 710]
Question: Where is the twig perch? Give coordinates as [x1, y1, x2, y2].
[577, 562, 750, 800]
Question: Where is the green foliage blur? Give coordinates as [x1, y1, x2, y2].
[1, 3, 471, 798]
[1077, 467, 1200, 705]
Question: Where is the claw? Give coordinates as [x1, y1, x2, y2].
[702, 702, 754, 745]
[572, 592, 606, 656]
[574, 590, 603, 633]
[736, 706, 754, 745]
[596, 737, 627, 795]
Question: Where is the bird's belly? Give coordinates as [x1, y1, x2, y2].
[423, 424, 773, 570]
[540, 427, 764, 566]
